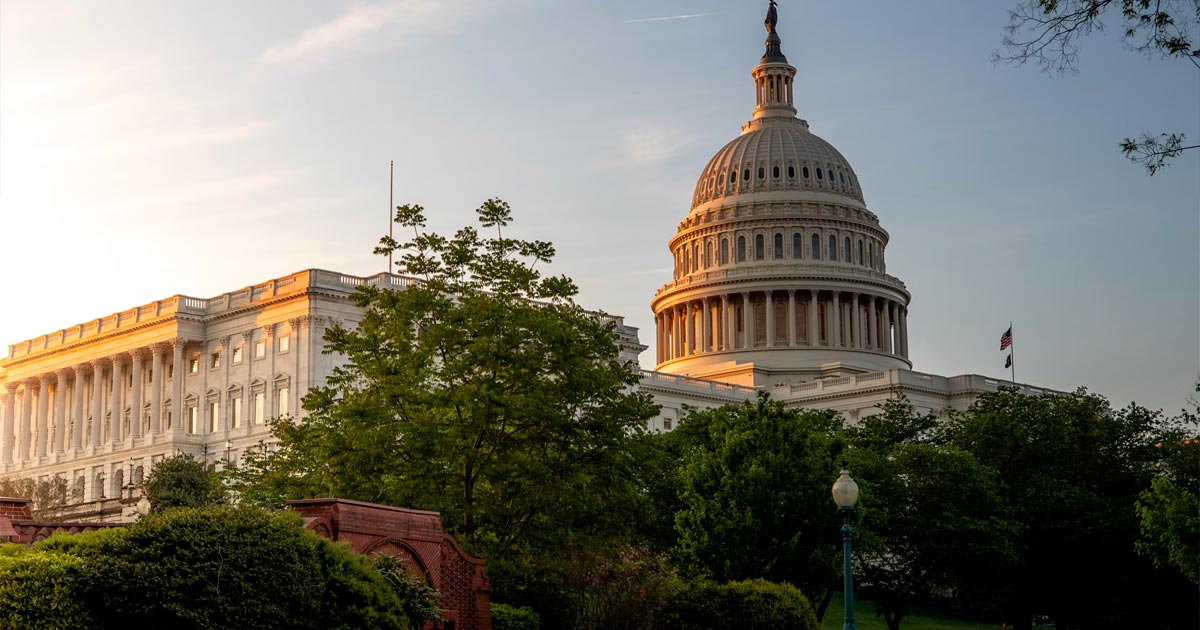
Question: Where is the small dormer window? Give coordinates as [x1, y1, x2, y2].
[802, 166, 810, 179]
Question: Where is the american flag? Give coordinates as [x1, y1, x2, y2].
[1000, 326, 1013, 350]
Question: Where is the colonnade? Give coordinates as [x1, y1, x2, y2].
[654, 289, 908, 364]
[0, 339, 190, 464]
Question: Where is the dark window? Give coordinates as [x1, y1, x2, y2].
[773, 166, 780, 178]
[857, 239, 863, 264]
[755, 234, 765, 260]
[704, 241, 712, 267]
[811, 233, 821, 260]
[839, 172, 846, 184]
[743, 169, 751, 181]
[774, 233, 783, 259]
[828, 169, 835, 181]
[792, 233, 802, 258]
[737, 236, 746, 262]
[729, 171, 736, 184]
[788, 165, 796, 178]
[802, 166, 810, 178]
[816, 168, 823, 180]
[829, 234, 838, 262]
[757, 167, 765, 180]
[721, 238, 729, 264]
[844, 236, 851, 262]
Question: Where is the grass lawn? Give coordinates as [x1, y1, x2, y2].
[819, 591, 1014, 630]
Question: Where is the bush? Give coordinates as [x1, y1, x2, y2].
[492, 602, 541, 630]
[0, 550, 92, 629]
[141, 452, 224, 511]
[658, 579, 819, 630]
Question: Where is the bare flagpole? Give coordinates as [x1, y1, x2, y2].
[388, 160, 394, 274]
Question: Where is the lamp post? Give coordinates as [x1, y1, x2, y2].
[832, 468, 859, 630]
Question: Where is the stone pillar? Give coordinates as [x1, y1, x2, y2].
[261, 327, 275, 422]
[150, 344, 165, 434]
[722, 295, 732, 350]
[172, 339, 186, 431]
[35, 374, 51, 458]
[701, 297, 712, 353]
[868, 297, 879, 350]
[129, 349, 146, 439]
[787, 290, 796, 346]
[2, 383, 17, 463]
[90, 359, 105, 446]
[765, 291, 775, 348]
[741, 292, 752, 349]
[831, 292, 841, 347]
[109, 354, 123, 445]
[53, 369, 70, 454]
[19, 379, 34, 460]
[684, 302, 694, 356]
[808, 291, 820, 347]
[899, 306, 909, 358]
[883, 301, 893, 354]
[850, 293, 861, 349]
[72, 367, 85, 450]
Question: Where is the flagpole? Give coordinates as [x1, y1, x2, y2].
[1009, 321, 1016, 385]
[388, 160, 394, 274]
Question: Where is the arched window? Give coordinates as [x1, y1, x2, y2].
[773, 166, 780, 178]
[755, 234, 765, 260]
[857, 239, 864, 265]
[743, 168, 751, 181]
[829, 234, 838, 262]
[788, 165, 796, 178]
[729, 171, 736, 184]
[774, 233, 783, 259]
[792, 232, 802, 258]
[811, 233, 821, 260]
[693, 243, 700, 271]
[816, 168, 823, 180]
[737, 236, 747, 262]
[844, 236, 851, 262]
[828, 169, 835, 181]
[720, 238, 729, 265]
[757, 167, 765, 180]
[802, 166, 810, 179]
[839, 172, 846, 184]
[869, 242, 874, 268]
[704, 241, 713, 268]
[683, 249, 689, 274]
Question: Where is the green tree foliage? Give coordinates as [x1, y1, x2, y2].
[843, 398, 1017, 630]
[141, 452, 224, 512]
[944, 388, 1197, 630]
[18, 506, 409, 629]
[229, 199, 658, 601]
[372, 555, 442, 625]
[491, 603, 542, 630]
[995, 0, 1200, 173]
[657, 579, 819, 630]
[1135, 419, 1199, 584]
[0, 548, 91, 630]
[0, 476, 69, 521]
[671, 394, 842, 620]
[564, 544, 678, 630]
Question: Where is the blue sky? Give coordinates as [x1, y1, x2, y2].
[1, 1, 1196, 413]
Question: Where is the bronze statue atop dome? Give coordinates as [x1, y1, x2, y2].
[765, 1, 779, 34]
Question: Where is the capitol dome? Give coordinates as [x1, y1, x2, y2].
[650, 3, 912, 387]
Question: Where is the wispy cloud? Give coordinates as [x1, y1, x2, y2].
[624, 13, 713, 24]
[261, 0, 520, 65]
[622, 121, 697, 166]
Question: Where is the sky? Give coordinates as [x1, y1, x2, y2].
[1, 0, 1197, 414]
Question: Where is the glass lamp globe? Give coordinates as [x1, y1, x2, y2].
[831, 469, 859, 508]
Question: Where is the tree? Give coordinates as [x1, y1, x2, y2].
[670, 394, 843, 621]
[841, 398, 1017, 630]
[1135, 414, 1200, 584]
[943, 387, 1198, 630]
[5, 506, 412, 629]
[0, 475, 69, 520]
[141, 452, 224, 513]
[229, 199, 659, 602]
[996, 0, 1200, 174]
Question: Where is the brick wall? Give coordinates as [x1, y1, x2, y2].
[289, 498, 492, 630]
[0, 497, 120, 544]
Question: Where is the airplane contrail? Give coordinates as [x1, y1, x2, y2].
[624, 13, 714, 24]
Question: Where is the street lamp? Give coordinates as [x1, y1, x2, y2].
[832, 468, 860, 630]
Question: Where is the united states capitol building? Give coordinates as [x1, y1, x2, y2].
[0, 7, 1049, 520]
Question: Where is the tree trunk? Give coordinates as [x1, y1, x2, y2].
[814, 588, 835, 622]
[885, 611, 902, 630]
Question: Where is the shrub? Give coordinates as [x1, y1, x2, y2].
[141, 452, 224, 511]
[0, 550, 91, 629]
[658, 579, 819, 630]
[492, 602, 541, 630]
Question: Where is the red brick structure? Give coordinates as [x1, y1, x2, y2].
[288, 498, 492, 630]
[0, 497, 120, 543]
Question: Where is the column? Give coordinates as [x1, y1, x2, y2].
[808, 291, 820, 347]
[72, 367, 85, 450]
[850, 293, 861, 349]
[19, 379, 34, 460]
[2, 384, 16, 463]
[261, 328, 275, 425]
[883, 301, 893, 354]
[151, 344, 165, 434]
[831, 292, 841, 347]
[898, 306, 909, 358]
[90, 359, 105, 446]
[109, 354, 123, 445]
[787, 290, 796, 346]
[684, 302, 694, 356]
[172, 339, 186, 431]
[741, 292, 752, 349]
[868, 297, 879, 350]
[53, 369, 70, 454]
[768, 291, 777, 348]
[722, 295, 733, 350]
[129, 349, 145, 439]
[35, 374, 50, 457]
[701, 298, 711, 353]
[655, 314, 663, 363]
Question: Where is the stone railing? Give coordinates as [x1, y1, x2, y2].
[770, 369, 1053, 398]
[654, 263, 906, 297]
[639, 370, 758, 397]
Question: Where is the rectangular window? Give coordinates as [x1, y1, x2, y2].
[278, 335, 290, 354]
[210, 352, 221, 369]
[255, 340, 266, 359]
[231, 397, 242, 429]
[189, 357, 199, 374]
[232, 346, 243, 365]
[254, 392, 265, 425]
[277, 387, 289, 416]
[664, 418, 673, 431]
[168, 363, 174, 379]
[208, 401, 219, 433]
[188, 407, 198, 434]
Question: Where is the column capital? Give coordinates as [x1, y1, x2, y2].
[90, 357, 109, 369]
[109, 353, 126, 366]
[151, 341, 172, 356]
[130, 347, 151, 360]
[288, 316, 309, 329]
[38, 374, 51, 385]
[55, 367, 73, 381]
[5, 382, 18, 393]
[170, 337, 189, 350]
[242, 330, 255, 343]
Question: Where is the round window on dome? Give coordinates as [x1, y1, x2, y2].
[815, 168, 823, 180]
[787, 165, 795, 178]
[802, 166, 810, 179]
